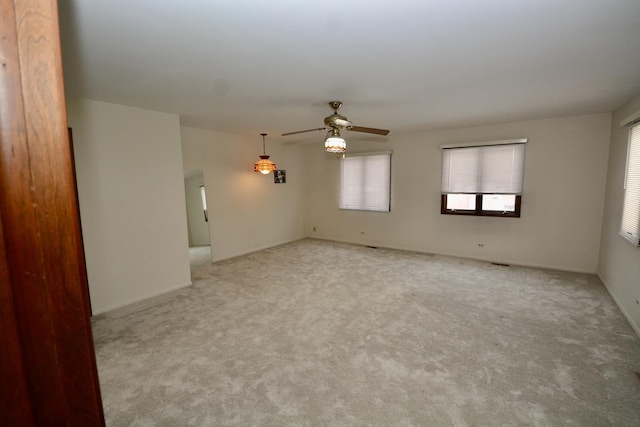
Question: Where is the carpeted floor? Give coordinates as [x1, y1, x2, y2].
[92, 239, 640, 426]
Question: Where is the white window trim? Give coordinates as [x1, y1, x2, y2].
[619, 109, 640, 127]
[440, 138, 527, 149]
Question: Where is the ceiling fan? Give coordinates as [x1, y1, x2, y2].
[281, 101, 390, 153]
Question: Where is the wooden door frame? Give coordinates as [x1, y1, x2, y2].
[0, 0, 105, 425]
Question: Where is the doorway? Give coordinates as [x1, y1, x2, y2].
[183, 170, 211, 270]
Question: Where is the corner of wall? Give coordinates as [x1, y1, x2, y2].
[597, 273, 640, 338]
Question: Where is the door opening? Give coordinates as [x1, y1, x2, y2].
[183, 170, 211, 270]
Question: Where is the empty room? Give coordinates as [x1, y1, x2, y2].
[3, 0, 640, 425]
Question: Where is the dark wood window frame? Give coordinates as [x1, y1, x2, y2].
[441, 194, 522, 218]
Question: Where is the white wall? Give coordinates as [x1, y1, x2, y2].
[598, 93, 640, 336]
[306, 114, 611, 273]
[184, 172, 210, 246]
[67, 101, 617, 314]
[180, 127, 306, 262]
[67, 98, 191, 314]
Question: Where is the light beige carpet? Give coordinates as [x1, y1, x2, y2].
[92, 238, 640, 426]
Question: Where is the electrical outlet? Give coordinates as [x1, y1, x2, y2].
[478, 243, 484, 247]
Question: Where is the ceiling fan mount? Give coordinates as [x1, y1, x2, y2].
[328, 101, 342, 111]
[282, 101, 390, 137]
[323, 101, 352, 129]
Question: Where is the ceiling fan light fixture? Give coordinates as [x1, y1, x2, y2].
[325, 128, 346, 153]
[254, 133, 277, 174]
[325, 137, 346, 153]
[282, 101, 390, 150]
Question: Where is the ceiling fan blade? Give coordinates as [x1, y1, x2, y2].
[348, 126, 390, 136]
[282, 127, 326, 136]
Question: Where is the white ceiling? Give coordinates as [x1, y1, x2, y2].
[58, 0, 640, 142]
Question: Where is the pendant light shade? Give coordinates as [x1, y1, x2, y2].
[254, 133, 277, 174]
[325, 128, 346, 153]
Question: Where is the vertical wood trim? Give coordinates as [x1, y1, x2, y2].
[0, 217, 35, 427]
[0, 1, 35, 420]
[0, 0, 104, 425]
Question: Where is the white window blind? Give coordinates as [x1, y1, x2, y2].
[340, 152, 391, 212]
[441, 143, 525, 194]
[620, 124, 640, 246]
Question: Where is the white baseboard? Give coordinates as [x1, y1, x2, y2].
[210, 236, 306, 264]
[91, 237, 306, 316]
[92, 281, 193, 316]
[598, 274, 640, 339]
[308, 236, 596, 274]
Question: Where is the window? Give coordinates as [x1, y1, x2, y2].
[340, 152, 391, 212]
[620, 123, 640, 246]
[199, 185, 208, 222]
[441, 139, 526, 217]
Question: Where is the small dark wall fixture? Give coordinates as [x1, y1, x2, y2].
[274, 170, 286, 184]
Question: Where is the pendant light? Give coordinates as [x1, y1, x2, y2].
[254, 133, 277, 174]
[324, 128, 346, 153]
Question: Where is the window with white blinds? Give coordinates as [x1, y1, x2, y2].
[340, 152, 391, 212]
[440, 140, 526, 217]
[441, 143, 525, 194]
[620, 123, 640, 246]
